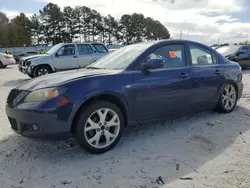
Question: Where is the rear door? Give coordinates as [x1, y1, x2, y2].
[77, 44, 98, 68]
[188, 43, 225, 109]
[91, 43, 109, 59]
[51, 44, 78, 71]
[133, 43, 193, 120]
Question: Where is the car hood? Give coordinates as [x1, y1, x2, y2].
[225, 53, 236, 58]
[20, 54, 49, 61]
[17, 69, 120, 91]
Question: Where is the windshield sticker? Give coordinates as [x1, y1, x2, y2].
[169, 51, 176, 58]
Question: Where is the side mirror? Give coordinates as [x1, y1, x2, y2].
[55, 52, 59, 57]
[141, 59, 164, 71]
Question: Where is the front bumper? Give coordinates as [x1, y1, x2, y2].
[18, 65, 28, 74]
[238, 81, 244, 100]
[18, 65, 34, 76]
[5, 104, 72, 139]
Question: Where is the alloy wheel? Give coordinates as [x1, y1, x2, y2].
[38, 68, 49, 76]
[84, 108, 120, 149]
[222, 85, 236, 110]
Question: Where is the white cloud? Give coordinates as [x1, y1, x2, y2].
[21, 0, 250, 44]
[0, 9, 33, 19]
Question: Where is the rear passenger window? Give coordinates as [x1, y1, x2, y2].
[146, 44, 185, 68]
[189, 44, 215, 65]
[240, 46, 248, 51]
[92, 44, 108, 53]
[77, 44, 93, 55]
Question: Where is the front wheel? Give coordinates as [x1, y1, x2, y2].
[34, 65, 52, 77]
[216, 84, 237, 113]
[74, 101, 124, 154]
[27, 73, 34, 78]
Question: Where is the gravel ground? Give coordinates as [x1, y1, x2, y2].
[0, 65, 250, 188]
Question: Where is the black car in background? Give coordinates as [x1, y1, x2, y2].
[14, 51, 39, 62]
[216, 45, 250, 68]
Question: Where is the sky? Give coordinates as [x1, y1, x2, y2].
[0, 0, 250, 45]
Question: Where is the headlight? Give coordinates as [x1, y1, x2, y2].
[26, 61, 31, 66]
[24, 87, 67, 102]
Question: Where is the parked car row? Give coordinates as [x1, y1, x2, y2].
[6, 40, 243, 153]
[18, 42, 109, 78]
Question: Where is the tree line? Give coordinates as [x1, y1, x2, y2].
[0, 3, 170, 47]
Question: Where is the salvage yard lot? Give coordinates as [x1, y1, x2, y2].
[1, 66, 250, 188]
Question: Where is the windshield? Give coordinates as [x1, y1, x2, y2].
[216, 46, 239, 56]
[46, 44, 63, 54]
[87, 43, 153, 70]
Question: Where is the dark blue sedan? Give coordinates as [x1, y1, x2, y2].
[6, 40, 243, 153]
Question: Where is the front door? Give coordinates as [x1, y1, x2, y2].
[133, 43, 193, 120]
[51, 44, 78, 71]
[188, 43, 225, 109]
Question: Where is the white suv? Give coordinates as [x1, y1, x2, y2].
[18, 42, 109, 78]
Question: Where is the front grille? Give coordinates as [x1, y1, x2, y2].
[7, 89, 22, 103]
[18, 60, 22, 65]
[8, 117, 18, 131]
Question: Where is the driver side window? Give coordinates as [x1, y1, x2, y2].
[57, 45, 75, 56]
[146, 44, 185, 68]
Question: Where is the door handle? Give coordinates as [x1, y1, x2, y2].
[214, 70, 222, 75]
[180, 72, 189, 79]
[74, 56, 78, 58]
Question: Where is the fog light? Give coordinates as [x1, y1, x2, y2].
[32, 124, 38, 131]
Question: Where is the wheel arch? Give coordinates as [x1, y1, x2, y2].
[70, 92, 129, 133]
[33, 64, 54, 72]
[216, 81, 238, 103]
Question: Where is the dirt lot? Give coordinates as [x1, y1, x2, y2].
[0, 66, 250, 188]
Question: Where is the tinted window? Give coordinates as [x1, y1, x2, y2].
[240, 46, 248, 51]
[190, 44, 214, 65]
[216, 46, 239, 56]
[57, 45, 75, 56]
[146, 44, 185, 68]
[26, 52, 38, 55]
[92, 44, 108, 53]
[77, 44, 93, 55]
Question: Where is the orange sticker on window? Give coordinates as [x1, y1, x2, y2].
[169, 51, 176, 58]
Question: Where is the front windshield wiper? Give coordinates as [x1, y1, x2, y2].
[86, 66, 104, 69]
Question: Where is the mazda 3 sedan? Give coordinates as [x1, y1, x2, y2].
[6, 40, 243, 154]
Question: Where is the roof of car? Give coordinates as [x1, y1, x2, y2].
[58, 42, 105, 45]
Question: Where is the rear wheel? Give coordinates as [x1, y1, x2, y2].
[34, 65, 52, 77]
[0, 61, 6, 68]
[74, 101, 124, 154]
[216, 83, 237, 113]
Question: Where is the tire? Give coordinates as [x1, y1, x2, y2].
[0, 61, 4, 68]
[74, 101, 125, 154]
[216, 83, 237, 113]
[33, 65, 52, 77]
[27, 73, 34, 78]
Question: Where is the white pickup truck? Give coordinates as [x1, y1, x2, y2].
[18, 42, 109, 78]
